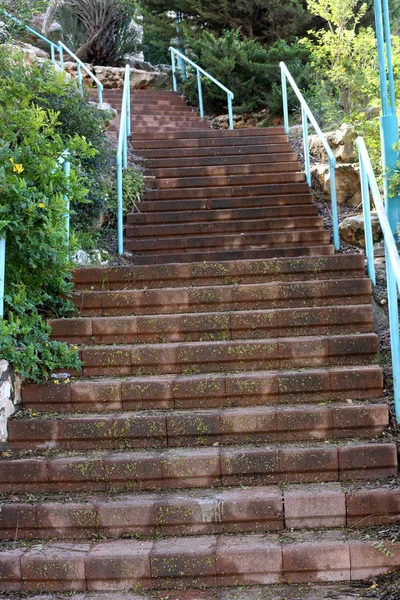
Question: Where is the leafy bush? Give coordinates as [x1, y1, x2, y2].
[181, 30, 312, 116]
[0, 46, 113, 381]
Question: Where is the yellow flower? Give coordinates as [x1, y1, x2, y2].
[9, 159, 24, 174]
[71, 345, 79, 351]
[38, 203, 45, 209]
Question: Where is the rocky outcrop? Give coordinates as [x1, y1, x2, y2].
[339, 214, 382, 247]
[212, 109, 269, 130]
[311, 163, 362, 206]
[309, 123, 357, 163]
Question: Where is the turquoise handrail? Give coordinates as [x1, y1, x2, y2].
[58, 41, 103, 104]
[357, 136, 400, 423]
[116, 65, 131, 255]
[280, 61, 340, 251]
[169, 47, 235, 129]
[0, 8, 59, 64]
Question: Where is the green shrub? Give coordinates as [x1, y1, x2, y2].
[181, 31, 312, 116]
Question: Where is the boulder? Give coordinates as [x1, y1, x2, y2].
[0, 360, 21, 443]
[93, 65, 158, 90]
[311, 162, 361, 206]
[309, 123, 357, 163]
[211, 109, 269, 130]
[339, 214, 382, 247]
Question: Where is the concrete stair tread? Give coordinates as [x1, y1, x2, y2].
[72, 254, 366, 291]
[21, 365, 384, 413]
[0, 480, 399, 540]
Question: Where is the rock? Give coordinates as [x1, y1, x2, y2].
[339, 214, 382, 247]
[211, 109, 269, 130]
[0, 360, 21, 443]
[71, 249, 109, 267]
[311, 162, 361, 206]
[309, 123, 357, 163]
[92, 65, 158, 90]
[128, 58, 157, 72]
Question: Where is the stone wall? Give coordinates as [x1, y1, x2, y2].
[0, 361, 21, 443]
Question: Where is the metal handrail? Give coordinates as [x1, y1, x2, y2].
[0, 8, 59, 64]
[280, 61, 340, 250]
[169, 47, 235, 129]
[58, 41, 103, 104]
[116, 65, 131, 255]
[357, 136, 400, 422]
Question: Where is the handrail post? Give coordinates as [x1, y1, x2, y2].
[98, 86, 103, 104]
[281, 66, 289, 135]
[59, 46, 64, 70]
[63, 160, 71, 244]
[0, 237, 5, 319]
[329, 158, 340, 251]
[386, 252, 400, 420]
[228, 94, 234, 130]
[197, 69, 204, 118]
[117, 156, 123, 256]
[302, 105, 311, 187]
[359, 152, 376, 284]
[171, 49, 177, 92]
[127, 66, 131, 137]
[77, 63, 83, 95]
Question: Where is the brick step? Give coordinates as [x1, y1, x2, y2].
[138, 143, 293, 159]
[127, 204, 319, 225]
[0, 482, 398, 541]
[74, 333, 379, 378]
[145, 151, 299, 168]
[126, 216, 323, 239]
[49, 305, 373, 346]
[131, 105, 198, 113]
[126, 229, 330, 255]
[146, 161, 301, 179]
[138, 193, 314, 213]
[0, 441, 396, 493]
[131, 116, 206, 125]
[133, 125, 211, 133]
[132, 127, 285, 140]
[146, 169, 305, 188]
[144, 182, 310, 201]
[73, 277, 371, 317]
[139, 143, 293, 160]
[8, 403, 388, 452]
[133, 135, 288, 149]
[72, 254, 365, 292]
[21, 365, 383, 413]
[1, 530, 400, 591]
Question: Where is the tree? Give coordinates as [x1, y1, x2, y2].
[139, 0, 313, 63]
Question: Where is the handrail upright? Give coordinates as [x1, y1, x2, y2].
[57, 41, 103, 104]
[116, 65, 131, 255]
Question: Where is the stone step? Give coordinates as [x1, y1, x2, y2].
[8, 403, 389, 451]
[1, 531, 400, 590]
[150, 172, 305, 190]
[133, 135, 288, 149]
[146, 161, 301, 179]
[138, 143, 293, 159]
[125, 216, 323, 239]
[0, 441, 396, 493]
[21, 365, 383, 413]
[138, 193, 314, 213]
[72, 255, 365, 292]
[132, 127, 286, 140]
[72, 277, 371, 317]
[132, 105, 198, 113]
[0, 482, 398, 541]
[145, 151, 299, 168]
[127, 204, 319, 225]
[133, 125, 211, 133]
[144, 182, 310, 201]
[72, 333, 379, 378]
[49, 305, 373, 345]
[126, 229, 330, 255]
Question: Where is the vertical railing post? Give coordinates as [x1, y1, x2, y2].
[0, 237, 5, 319]
[126, 66, 131, 137]
[197, 69, 204, 118]
[302, 105, 311, 187]
[329, 158, 340, 251]
[117, 156, 123, 256]
[63, 160, 71, 244]
[359, 155, 376, 284]
[59, 46, 64, 70]
[171, 49, 177, 92]
[227, 94, 234, 130]
[386, 252, 400, 420]
[77, 63, 83, 94]
[281, 66, 289, 135]
[98, 85, 103, 104]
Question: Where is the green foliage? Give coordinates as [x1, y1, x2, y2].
[44, 0, 140, 66]
[0, 46, 115, 381]
[181, 31, 311, 115]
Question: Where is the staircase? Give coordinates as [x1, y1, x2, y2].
[0, 89, 399, 596]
